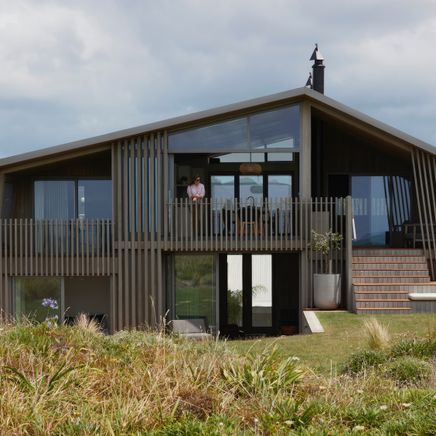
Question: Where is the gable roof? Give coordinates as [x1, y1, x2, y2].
[0, 87, 435, 170]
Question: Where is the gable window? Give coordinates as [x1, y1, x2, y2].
[34, 180, 112, 219]
[168, 105, 300, 153]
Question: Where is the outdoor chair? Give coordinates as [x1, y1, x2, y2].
[171, 318, 212, 340]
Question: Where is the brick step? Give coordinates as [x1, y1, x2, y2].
[352, 263, 428, 270]
[356, 299, 410, 306]
[353, 276, 430, 283]
[356, 307, 412, 314]
[356, 295, 410, 300]
[355, 298, 410, 303]
[352, 256, 427, 263]
[352, 249, 424, 256]
[353, 284, 436, 292]
[353, 270, 429, 277]
[354, 290, 409, 294]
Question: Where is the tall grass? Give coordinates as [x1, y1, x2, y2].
[0, 320, 434, 434]
[363, 317, 391, 350]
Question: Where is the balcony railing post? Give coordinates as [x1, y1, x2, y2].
[345, 195, 354, 311]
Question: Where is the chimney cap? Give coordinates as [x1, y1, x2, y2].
[310, 43, 324, 61]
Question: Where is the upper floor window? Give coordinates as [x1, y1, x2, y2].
[168, 105, 300, 153]
[34, 180, 112, 220]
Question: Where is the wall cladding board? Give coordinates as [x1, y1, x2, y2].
[111, 132, 167, 331]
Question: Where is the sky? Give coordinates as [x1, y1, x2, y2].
[1, 0, 436, 158]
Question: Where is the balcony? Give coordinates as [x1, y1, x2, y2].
[0, 197, 352, 277]
[165, 197, 350, 252]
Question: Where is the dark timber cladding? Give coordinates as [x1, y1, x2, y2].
[411, 148, 436, 280]
[112, 132, 167, 330]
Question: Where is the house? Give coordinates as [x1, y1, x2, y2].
[1, 46, 435, 334]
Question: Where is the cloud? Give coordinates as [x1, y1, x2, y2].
[0, 0, 435, 157]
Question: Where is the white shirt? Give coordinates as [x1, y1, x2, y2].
[187, 183, 205, 199]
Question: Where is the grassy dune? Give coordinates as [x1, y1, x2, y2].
[0, 314, 434, 434]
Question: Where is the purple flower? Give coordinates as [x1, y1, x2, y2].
[41, 298, 58, 310]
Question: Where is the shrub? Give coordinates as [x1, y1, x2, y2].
[342, 349, 387, 374]
[221, 346, 302, 396]
[363, 318, 390, 350]
[390, 337, 436, 360]
[385, 356, 432, 384]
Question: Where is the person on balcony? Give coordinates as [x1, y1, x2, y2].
[187, 175, 205, 236]
[187, 175, 205, 202]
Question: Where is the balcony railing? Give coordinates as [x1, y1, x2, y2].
[165, 197, 350, 252]
[0, 219, 112, 276]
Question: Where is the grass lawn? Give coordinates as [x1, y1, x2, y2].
[229, 312, 436, 373]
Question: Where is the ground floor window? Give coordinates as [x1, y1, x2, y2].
[14, 277, 63, 322]
[174, 255, 216, 328]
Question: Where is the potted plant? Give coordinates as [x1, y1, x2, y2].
[310, 229, 343, 309]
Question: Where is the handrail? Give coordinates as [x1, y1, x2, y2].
[166, 197, 348, 253]
[0, 219, 112, 276]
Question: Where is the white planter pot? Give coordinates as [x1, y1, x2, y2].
[313, 274, 341, 309]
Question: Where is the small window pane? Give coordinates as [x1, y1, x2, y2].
[268, 175, 292, 199]
[215, 153, 265, 163]
[267, 152, 294, 162]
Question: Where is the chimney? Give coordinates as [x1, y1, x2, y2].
[310, 44, 325, 94]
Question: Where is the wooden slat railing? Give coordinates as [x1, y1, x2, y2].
[0, 219, 112, 276]
[165, 197, 350, 253]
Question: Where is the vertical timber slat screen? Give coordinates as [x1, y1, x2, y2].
[111, 132, 167, 331]
[412, 148, 436, 279]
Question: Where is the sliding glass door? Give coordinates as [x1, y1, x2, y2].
[34, 180, 112, 219]
[223, 254, 273, 333]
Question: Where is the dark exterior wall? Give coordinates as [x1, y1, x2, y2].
[311, 115, 413, 197]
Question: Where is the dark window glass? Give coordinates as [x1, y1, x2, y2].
[78, 180, 112, 219]
[34, 181, 75, 219]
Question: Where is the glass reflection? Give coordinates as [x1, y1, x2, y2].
[240, 176, 263, 205]
[175, 255, 216, 328]
[34, 181, 75, 219]
[169, 104, 300, 153]
[267, 175, 292, 199]
[251, 255, 272, 327]
[78, 180, 112, 219]
[227, 255, 243, 327]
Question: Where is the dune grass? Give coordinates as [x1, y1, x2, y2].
[0, 314, 434, 434]
[229, 312, 436, 374]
